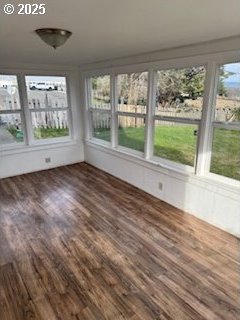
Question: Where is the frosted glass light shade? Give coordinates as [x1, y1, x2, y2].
[35, 28, 72, 49]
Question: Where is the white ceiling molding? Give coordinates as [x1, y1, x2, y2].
[1, 0, 240, 66]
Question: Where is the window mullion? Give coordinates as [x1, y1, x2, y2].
[154, 115, 200, 125]
[212, 121, 240, 130]
[144, 69, 156, 159]
[0, 110, 21, 115]
[195, 61, 219, 176]
[117, 111, 146, 118]
[85, 78, 93, 140]
[29, 107, 69, 112]
[63, 75, 74, 140]
[17, 74, 34, 145]
[111, 74, 118, 148]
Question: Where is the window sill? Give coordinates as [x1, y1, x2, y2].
[0, 139, 77, 156]
[85, 139, 240, 200]
[86, 138, 196, 176]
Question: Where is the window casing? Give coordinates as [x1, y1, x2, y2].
[0, 75, 25, 146]
[89, 75, 111, 143]
[85, 56, 240, 184]
[117, 72, 148, 154]
[0, 72, 73, 149]
[25, 75, 71, 142]
[153, 66, 206, 169]
[209, 62, 240, 181]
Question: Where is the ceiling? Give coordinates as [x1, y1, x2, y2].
[1, 0, 240, 66]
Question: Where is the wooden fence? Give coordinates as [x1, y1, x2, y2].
[92, 101, 238, 129]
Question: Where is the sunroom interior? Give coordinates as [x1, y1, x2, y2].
[0, 1, 239, 319]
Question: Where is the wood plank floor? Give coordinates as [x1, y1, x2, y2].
[0, 163, 239, 320]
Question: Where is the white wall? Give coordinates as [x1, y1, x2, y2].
[85, 143, 240, 237]
[82, 37, 240, 238]
[0, 142, 84, 179]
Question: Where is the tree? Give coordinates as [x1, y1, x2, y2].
[118, 73, 148, 106]
[182, 67, 205, 98]
[218, 66, 228, 97]
[92, 76, 110, 103]
[156, 67, 205, 109]
[232, 107, 240, 121]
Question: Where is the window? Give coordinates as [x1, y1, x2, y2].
[91, 110, 111, 142]
[0, 75, 24, 146]
[153, 66, 206, 167]
[118, 116, 145, 152]
[89, 75, 111, 142]
[86, 61, 240, 183]
[25, 76, 70, 140]
[155, 67, 205, 119]
[210, 62, 240, 181]
[154, 121, 198, 166]
[210, 128, 240, 180]
[117, 72, 148, 152]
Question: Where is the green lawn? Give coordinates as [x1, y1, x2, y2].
[7, 127, 69, 141]
[118, 126, 145, 152]
[94, 125, 240, 181]
[93, 127, 111, 141]
[34, 127, 69, 139]
[210, 128, 240, 180]
[7, 126, 24, 142]
[153, 125, 197, 166]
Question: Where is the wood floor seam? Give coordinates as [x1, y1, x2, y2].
[0, 163, 239, 320]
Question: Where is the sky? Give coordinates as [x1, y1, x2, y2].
[223, 62, 240, 83]
[26, 76, 66, 83]
[0, 75, 66, 84]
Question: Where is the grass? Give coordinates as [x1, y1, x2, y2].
[7, 126, 24, 142]
[34, 127, 69, 139]
[8, 126, 69, 141]
[93, 127, 111, 141]
[94, 125, 240, 181]
[153, 125, 197, 166]
[210, 128, 240, 180]
[118, 126, 145, 152]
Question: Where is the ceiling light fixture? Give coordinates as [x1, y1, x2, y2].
[35, 28, 72, 49]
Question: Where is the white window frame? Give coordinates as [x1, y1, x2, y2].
[24, 73, 73, 145]
[0, 72, 26, 150]
[115, 71, 148, 156]
[203, 60, 240, 185]
[83, 51, 240, 186]
[0, 69, 74, 151]
[150, 64, 207, 173]
[86, 75, 111, 146]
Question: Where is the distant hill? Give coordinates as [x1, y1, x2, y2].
[224, 81, 240, 88]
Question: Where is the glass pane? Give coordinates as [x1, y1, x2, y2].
[118, 116, 145, 152]
[118, 72, 148, 113]
[0, 113, 24, 144]
[210, 128, 240, 181]
[215, 62, 240, 123]
[91, 111, 111, 142]
[91, 75, 110, 110]
[31, 111, 69, 140]
[0, 75, 21, 110]
[156, 67, 206, 119]
[154, 121, 198, 166]
[25, 76, 68, 109]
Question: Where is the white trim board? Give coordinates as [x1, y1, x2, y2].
[79, 35, 240, 71]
